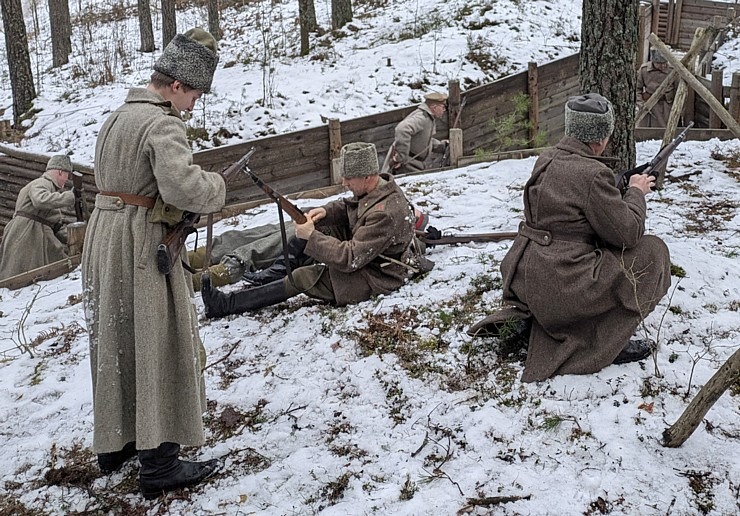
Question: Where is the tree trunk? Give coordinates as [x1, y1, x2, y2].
[137, 0, 155, 52]
[48, 0, 71, 67]
[580, 0, 639, 172]
[1, 0, 36, 127]
[207, 0, 221, 40]
[662, 347, 740, 447]
[331, 0, 352, 30]
[162, 0, 176, 48]
[299, 0, 317, 55]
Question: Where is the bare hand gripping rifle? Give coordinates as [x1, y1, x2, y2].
[156, 148, 256, 275]
[615, 121, 694, 191]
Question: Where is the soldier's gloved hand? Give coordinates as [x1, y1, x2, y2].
[426, 226, 442, 240]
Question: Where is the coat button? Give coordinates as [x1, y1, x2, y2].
[543, 235, 549, 242]
[115, 200, 123, 208]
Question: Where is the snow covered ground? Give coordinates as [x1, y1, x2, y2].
[0, 0, 739, 514]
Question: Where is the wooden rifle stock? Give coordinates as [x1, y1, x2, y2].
[419, 231, 518, 247]
[244, 168, 308, 224]
[71, 171, 85, 222]
[156, 148, 255, 275]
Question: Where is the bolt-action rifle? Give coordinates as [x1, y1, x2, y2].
[71, 171, 85, 222]
[418, 226, 517, 247]
[156, 148, 256, 275]
[244, 168, 308, 224]
[615, 121, 694, 191]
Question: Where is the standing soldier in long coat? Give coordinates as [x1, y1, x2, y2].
[390, 92, 449, 174]
[0, 155, 75, 280]
[82, 28, 226, 499]
[472, 94, 671, 383]
[201, 142, 421, 317]
[637, 50, 675, 127]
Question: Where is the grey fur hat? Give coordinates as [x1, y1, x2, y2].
[46, 154, 72, 173]
[341, 142, 379, 179]
[651, 48, 668, 64]
[154, 28, 219, 93]
[564, 93, 614, 143]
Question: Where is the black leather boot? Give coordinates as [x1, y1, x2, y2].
[243, 236, 307, 286]
[138, 442, 221, 500]
[613, 339, 653, 365]
[98, 441, 137, 474]
[202, 274, 291, 319]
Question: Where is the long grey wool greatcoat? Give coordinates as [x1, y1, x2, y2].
[637, 62, 675, 128]
[500, 136, 671, 383]
[0, 173, 74, 280]
[82, 88, 226, 453]
[394, 104, 446, 172]
[305, 174, 415, 305]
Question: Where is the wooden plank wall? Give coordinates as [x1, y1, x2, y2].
[661, 0, 737, 49]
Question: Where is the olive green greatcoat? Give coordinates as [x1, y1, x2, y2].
[304, 174, 415, 305]
[637, 62, 675, 128]
[500, 137, 671, 383]
[0, 173, 74, 280]
[394, 104, 446, 172]
[82, 88, 226, 453]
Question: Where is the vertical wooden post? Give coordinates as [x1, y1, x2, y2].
[651, 0, 661, 40]
[527, 62, 539, 146]
[671, 0, 684, 46]
[666, 0, 676, 46]
[447, 79, 461, 129]
[328, 118, 342, 184]
[638, 2, 653, 68]
[67, 222, 87, 256]
[729, 72, 740, 123]
[710, 68, 725, 129]
[448, 128, 463, 167]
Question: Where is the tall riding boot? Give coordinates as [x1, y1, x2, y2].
[202, 274, 291, 319]
[138, 442, 221, 500]
[243, 236, 307, 286]
[97, 441, 137, 474]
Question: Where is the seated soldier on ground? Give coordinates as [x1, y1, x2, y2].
[189, 209, 429, 291]
[0, 155, 76, 280]
[469, 93, 671, 383]
[201, 141, 427, 317]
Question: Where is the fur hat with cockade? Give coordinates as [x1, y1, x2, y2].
[46, 155, 72, 173]
[564, 93, 614, 143]
[154, 28, 219, 93]
[340, 142, 380, 179]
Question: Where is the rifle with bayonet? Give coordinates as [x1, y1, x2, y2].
[244, 168, 308, 224]
[418, 226, 517, 247]
[156, 148, 256, 275]
[71, 171, 85, 222]
[615, 121, 694, 192]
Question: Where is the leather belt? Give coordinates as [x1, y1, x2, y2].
[99, 191, 157, 209]
[518, 221, 593, 245]
[15, 210, 60, 231]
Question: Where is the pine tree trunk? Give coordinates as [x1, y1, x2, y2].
[331, 0, 352, 30]
[580, 0, 639, 172]
[1, 0, 36, 127]
[299, 0, 317, 56]
[162, 0, 177, 48]
[208, 0, 221, 40]
[137, 0, 155, 52]
[48, 0, 71, 67]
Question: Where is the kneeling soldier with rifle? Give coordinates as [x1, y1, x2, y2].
[202, 142, 423, 317]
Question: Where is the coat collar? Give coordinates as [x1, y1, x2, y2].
[554, 136, 599, 159]
[125, 87, 182, 119]
[418, 103, 434, 119]
[40, 172, 62, 191]
[348, 173, 397, 218]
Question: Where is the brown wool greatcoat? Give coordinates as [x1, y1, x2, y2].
[500, 137, 671, 383]
[637, 62, 675, 128]
[394, 104, 446, 172]
[0, 173, 74, 280]
[304, 174, 415, 305]
[82, 88, 226, 453]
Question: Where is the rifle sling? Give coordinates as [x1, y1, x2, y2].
[99, 191, 157, 209]
[15, 211, 60, 231]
